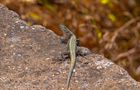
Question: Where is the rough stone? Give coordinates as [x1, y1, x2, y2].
[0, 4, 140, 90]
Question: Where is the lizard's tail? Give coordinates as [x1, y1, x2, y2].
[66, 67, 74, 90]
[66, 59, 76, 90]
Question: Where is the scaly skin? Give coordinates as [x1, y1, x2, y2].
[67, 34, 77, 90]
[59, 24, 73, 44]
[59, 24, 77, 90]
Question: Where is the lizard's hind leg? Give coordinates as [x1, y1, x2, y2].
[60, 51, 70, 61]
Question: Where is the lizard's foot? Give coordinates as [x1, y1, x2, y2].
[60, 37, 68, 44]
[60, 51, 70, 61]
[76, 39, 80, 46]
[76, 46, 92, 56]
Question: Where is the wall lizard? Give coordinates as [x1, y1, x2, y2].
[59, 24, 77, 90]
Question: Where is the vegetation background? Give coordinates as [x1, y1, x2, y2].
[0, 0, 140, 81]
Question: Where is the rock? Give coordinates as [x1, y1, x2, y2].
[0, 4, 140, 90]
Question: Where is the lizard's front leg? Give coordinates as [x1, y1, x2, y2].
[76, 39, 92, 56]
[76, 46, 92, 56]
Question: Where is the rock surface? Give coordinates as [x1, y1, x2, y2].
[0, 4, 140, 90]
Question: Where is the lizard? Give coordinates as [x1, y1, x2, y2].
[59, 24, 91, 90]
[59, 24, 77, 90]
